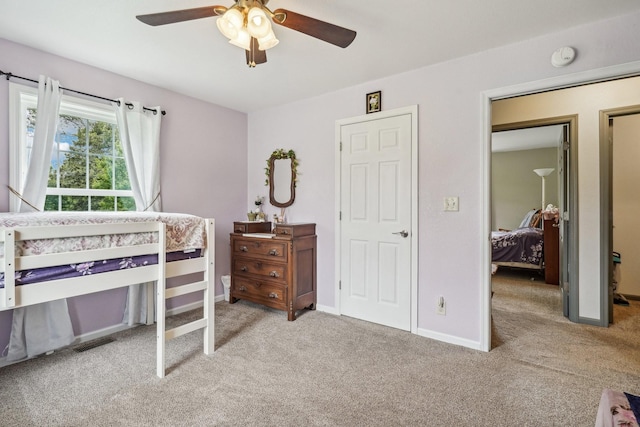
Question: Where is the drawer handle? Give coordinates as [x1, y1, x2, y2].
[268, 249, 279, 256]
[238, 286, 246, 292]
[240, 246, 248, 252]
[268, 292, 279, 299]
[269, 271, 279, 278]
[279, 229, 289, 235]
[241, 266, 248, 272]
[234, 228, 243, 232]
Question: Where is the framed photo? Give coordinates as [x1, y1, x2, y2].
[366, 91, 381, 114]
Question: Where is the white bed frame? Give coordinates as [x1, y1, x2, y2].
[492, 261, 543, 272]
[0, 218, 215, 378]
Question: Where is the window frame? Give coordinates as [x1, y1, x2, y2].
[9, 82, 134, 212]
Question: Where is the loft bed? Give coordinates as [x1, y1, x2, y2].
[491, 209, 544, 273]
[0, 211, 215, 378]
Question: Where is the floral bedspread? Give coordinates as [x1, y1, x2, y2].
[0, 211, 207, 259]
[491, 227, 544, 266]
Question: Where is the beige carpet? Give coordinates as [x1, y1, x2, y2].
[1, 271, 640, 426]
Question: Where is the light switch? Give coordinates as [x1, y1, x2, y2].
[444, 196, 459, 211]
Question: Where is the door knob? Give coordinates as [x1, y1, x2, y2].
[392, 230, 409, 238]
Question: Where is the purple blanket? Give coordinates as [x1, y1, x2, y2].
[0, 250, 201, 289]
[491, 227, 544, 266]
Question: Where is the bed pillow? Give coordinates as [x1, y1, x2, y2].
[518, 209, 541, 228]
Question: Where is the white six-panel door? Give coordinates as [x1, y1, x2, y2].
[338, 112, 413, 331]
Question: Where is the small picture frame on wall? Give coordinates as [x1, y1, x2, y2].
[366, 91, 381, 114]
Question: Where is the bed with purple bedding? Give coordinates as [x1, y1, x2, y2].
[491, 227, 544, 270]
[0, 211, 207, 292]
[491, 209, 545, 272]
[0, 211, 216, 377]
[0, 249, 201, 289]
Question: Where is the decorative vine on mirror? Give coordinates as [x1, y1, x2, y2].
[265, 149, 298, 208]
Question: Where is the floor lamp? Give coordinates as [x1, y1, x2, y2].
[533, 168, 555, 212]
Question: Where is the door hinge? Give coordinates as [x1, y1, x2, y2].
[563, 140, 570, 150]
[340, 142, 343, 151]
[339, 280, 342, 290]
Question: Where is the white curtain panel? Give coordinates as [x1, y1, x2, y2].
[6, 76, 75, 362]
[19, 76, 61, 212]
[114, 99, 162, 212]
[114, 99, 162, 326]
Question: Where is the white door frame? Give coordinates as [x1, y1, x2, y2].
[335, 105, 419, 334]
[481, 61, 640, 351]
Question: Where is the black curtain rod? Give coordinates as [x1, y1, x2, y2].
[0, 69, 166, 116]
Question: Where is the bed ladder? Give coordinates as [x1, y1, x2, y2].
[156, 218, 215, 378]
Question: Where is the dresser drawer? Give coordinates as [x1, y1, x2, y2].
[232, 238, 288, 261]
[232, 258, 287, 283]
[273, 223, 316, 238]
[233, 277, 287, 307]
[233, 221, 272, 234]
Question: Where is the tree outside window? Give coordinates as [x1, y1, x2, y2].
[17, 91, 136, 212]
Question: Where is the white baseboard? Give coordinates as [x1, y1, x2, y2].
[416, 327, 484, 351]
[0, 297, 222, 369]
[75, 300, 207, 343]
[316, 304, 339, 316]
[74, 323, 132, 344]
[301, 304, 484, 351]
[0, 322, 134, 368]
[167, 294, 226, 313]
[166, 300, 205, 316]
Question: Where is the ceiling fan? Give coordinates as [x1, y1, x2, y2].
[136, 0, 357, 67]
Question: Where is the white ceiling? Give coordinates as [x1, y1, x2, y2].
[492, 125, 564, 153]
[1, 1, 640, 113]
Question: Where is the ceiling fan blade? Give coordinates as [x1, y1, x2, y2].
[136, 6, 226, 26]
[246, 37, 267, 67]
[271, 8, 356, 48]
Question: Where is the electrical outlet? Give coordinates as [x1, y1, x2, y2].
[444, 196, 459, 211]
[436, 296, 446, 315]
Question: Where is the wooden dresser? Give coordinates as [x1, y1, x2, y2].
[543, 218, 560, 285]
[229, 223, 317, 320]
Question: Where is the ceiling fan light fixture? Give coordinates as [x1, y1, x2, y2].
[216, 7, 243, 39]
[229, 27, 251, 50]
[247, 7, 271, 39]
[258, 29, 279, 50]
[136, 3, 358, 66]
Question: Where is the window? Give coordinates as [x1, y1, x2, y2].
[9, 83, 135, 212]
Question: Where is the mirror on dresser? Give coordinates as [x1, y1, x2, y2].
[266, 149, 297, 208]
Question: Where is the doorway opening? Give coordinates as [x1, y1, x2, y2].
[489, 118, 577, 349]
[600, 107, 640, 324]
[481, 65, 640, 352]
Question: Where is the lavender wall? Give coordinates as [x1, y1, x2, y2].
[247, 11, 640, 347]
[3, 10, 640, 356]
[0, 39, 248, 351]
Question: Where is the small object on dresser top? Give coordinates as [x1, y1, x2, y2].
[242, 233, 275, 239]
